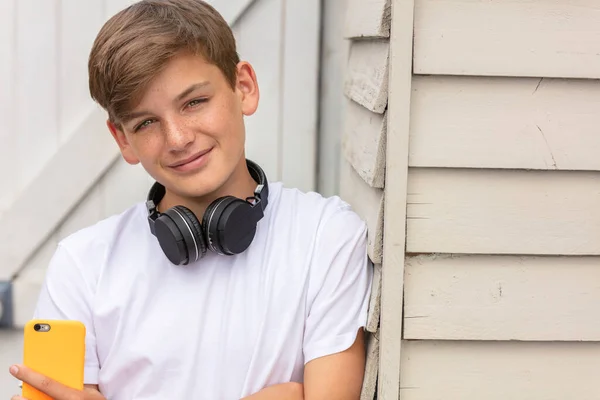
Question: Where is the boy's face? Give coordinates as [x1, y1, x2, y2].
[107, 51, 259, 199]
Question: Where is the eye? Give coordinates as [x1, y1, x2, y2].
[134, 119, 155, 132]
[186, 98, 207, 108]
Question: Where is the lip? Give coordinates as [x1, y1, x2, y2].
[168, 147, 213, 172]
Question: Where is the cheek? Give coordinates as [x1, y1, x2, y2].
[130, 134, 164, 162]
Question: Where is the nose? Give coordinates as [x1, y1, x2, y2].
[163, 117, 195, 151]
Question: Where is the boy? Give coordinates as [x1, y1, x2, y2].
[9, 1, 373, 399]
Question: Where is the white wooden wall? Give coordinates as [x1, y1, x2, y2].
[337, 1, 390, 399]
[0, 0, 321, 327]
[380, 0, 600, 398]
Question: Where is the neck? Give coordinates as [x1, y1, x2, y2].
[157, 157, 259, 218]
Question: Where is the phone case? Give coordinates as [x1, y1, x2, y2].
[22, 319, 86, 400]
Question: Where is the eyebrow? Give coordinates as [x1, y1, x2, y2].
[121, 81, 211, 125]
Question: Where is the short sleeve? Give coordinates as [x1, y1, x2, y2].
[303, 205, 374, 364]
[33, 243, 100, 384]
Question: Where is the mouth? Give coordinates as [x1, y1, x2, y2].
[168, 147, 213, 172]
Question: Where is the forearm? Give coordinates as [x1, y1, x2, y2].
[241, 382, 304, 400]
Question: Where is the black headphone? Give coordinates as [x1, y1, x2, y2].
[146, 159, 269, 265]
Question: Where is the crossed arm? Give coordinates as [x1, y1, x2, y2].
[10, 329, 366, 400]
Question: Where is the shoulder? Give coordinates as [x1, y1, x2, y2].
[270, 182, 367, 241]
[56, 202, 147, 267]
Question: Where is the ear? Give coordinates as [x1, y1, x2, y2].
[106, 120, 140, 165]
[235, 61, 259, 116]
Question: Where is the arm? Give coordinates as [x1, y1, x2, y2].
[303, 329, 366, 399]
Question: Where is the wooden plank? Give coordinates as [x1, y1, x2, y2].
[401, 341, 600, 400]
[339, 159, 384, 264]
[366, 263, 382, 333]
[0, 109, 119, 280]
[344, 39, 389, 114]
[0, 0, 16, 214]
[344, 0, 391, 39]
[317, 0, 351, 197]
[378, 0, 414, 398]
[12, 234, 59, 327]
[404, 254, 600, 341]
[407, 168, 600, 256]
[59, 0, 105, 141]
[280, 0, 320, 192]
[232, 0, 283, 183]
[410, 76, 600, 171]
[100, 158, 153, 217]
[15, 0, 59, 194]
[342, 98, 386, 188]
[360, 332, 379, 400]
[413, 0, 600, 79]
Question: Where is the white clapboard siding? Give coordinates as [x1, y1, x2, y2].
[344, 0, 391, 39]
[406, 168, 600, 256]
[404, 254, 600, 341]
[401, 341, 600, 400]
[344, 39, 389, 114]
[410, 76, 600, 171]
[339, 159, 384, 264]
[413, 0, 600, 79]
[0, 109, 118, 281]
[366, 263, 382, 333]
[0, 0, 16, 214]
[342, 99, 386, 188]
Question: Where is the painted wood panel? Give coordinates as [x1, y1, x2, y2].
[12, 234, 59, 327]
[344, 0, 391, 39]
[406, 168, 600, 256]
[339, 159, 384, 264]
[413, 0, 600, 79]
[378, 0, 414, 397]
[233, 0, 283, 184]
[0, 110, 117, 281]
[410, 76, 600, 171]
[280, 0, 320, 193]
[0, 0, 16, 214]
[401, 341, 600, 400]
[318, 0, 350, 197]
[342, 98, 386, 188]
[404, 254, 600, 341]
[366, 263, 381, 333]
[344, 39, 389, 114]
[15, 0, 59, 193]
[100, 158, 153, 217]
[59, 0, 105, 141]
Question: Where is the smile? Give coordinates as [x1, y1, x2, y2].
[168, 147, 213, 172]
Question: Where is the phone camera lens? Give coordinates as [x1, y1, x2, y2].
[33, 324, 41, 331]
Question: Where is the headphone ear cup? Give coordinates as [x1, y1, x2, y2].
[158, 206, 206, 265]
[203, 196, 257, 255]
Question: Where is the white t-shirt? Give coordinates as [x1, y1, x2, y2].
[33, 181, 373, 399]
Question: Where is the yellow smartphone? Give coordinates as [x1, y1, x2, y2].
[22, 319, 86, 400]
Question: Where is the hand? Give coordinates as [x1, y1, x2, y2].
[9, 364, 105, 400]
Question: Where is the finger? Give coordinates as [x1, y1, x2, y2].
[9, 364, 80, 400]
[11, 396, 27, 400]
